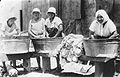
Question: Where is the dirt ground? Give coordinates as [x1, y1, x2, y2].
[16, 57, 94, 77]
[18, 69, 94, 77]
[16, 58, 120, 77]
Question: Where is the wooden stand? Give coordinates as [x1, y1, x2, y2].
[95, 59, 115, 77]
[42, 56, 51, 73]
[32, 52, 51, 73]
[80, 55, 115, 77]
[3, 52, 33, 72]
[23, 58, 31, 72]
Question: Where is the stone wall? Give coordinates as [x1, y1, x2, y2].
[111, 0, 120, 34]
[63, 0, 96, 36]
[80, 0, 96, 37]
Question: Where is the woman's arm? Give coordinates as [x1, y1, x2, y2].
[5, 29, 17, 37]
[109, 31, 118, 39]
[89, 30, 95, 39]
[14, 23, 19, 35]
[42, 19, 46, 38]
[28, 21, 37, 38]
[109, 20, 119, 39]
[54, 24, 63, 38]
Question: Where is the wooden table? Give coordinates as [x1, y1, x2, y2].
[79, 55, 115, 77]
[32, 52, 51, 73]
[0, 52, 51, 73]
[1, 51, 116, 77]
[0, 52, 33, 72]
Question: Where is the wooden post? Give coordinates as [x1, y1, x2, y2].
[23, 58, 31, 72]
[95, 59, 115, 77]
[79, 56, 115, 77]
[42, 56, 51, 73]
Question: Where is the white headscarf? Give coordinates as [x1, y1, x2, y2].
[95, 9, 110, 24]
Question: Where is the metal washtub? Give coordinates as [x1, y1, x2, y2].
[0, 36, 30, 54]
[32, 37, 63, 53]
[83, 39, 120, 57]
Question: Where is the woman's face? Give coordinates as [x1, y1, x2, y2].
[32, 12, 41, 19]
[97, 14, 104, 23]
[48, 12, 55, 19]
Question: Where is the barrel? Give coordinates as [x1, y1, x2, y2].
[83, 39, 120, 57]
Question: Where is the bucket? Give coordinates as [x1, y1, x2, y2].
[83, 39, 120, 57]
[32, 37, 63, 53]
[0, 36, 30, 54]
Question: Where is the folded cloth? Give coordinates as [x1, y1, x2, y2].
[62, 62, 95, 75]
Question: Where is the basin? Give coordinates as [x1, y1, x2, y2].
[32, 37, 63, 53]
[83, 39, 120, 57]
[0, 36, 30, 54]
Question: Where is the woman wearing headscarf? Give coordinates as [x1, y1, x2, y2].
[89, 9, 118, 39]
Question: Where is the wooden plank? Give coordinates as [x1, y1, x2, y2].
[42, 57, 51, 72]
[22, 0, 32, 31]
[62, 0, 81, 22]
[50, 0, 58, 9]
[23, 58, 31, 72]
[79, 55, 114, 62]
[6, 52, 33, 60]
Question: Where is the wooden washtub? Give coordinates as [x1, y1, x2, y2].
[32, 37, 63, 53]
[0, 36, 30, 54]
[83, 38, 120, 57]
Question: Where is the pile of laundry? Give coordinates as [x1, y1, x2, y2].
[54, 34, 95, 75]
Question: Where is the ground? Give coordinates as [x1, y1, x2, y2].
[16, 57, 94, 77]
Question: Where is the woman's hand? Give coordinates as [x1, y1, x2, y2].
[12, 29, 18, 35]
[89, 30, 95, 39]
[89, 35, 94, 39]
[91, 35, 95, 39]
[34, 35, 44, 39]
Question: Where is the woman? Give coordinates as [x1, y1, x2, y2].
[45, 7, 63, 72]
[28, 8, 46, 71]
[89, 9, 118, 39]
[28, 8, 46, 39]
[0, 16, 19, 77]
[45, 7, 63, 38]
[1, 17, 19, 38]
